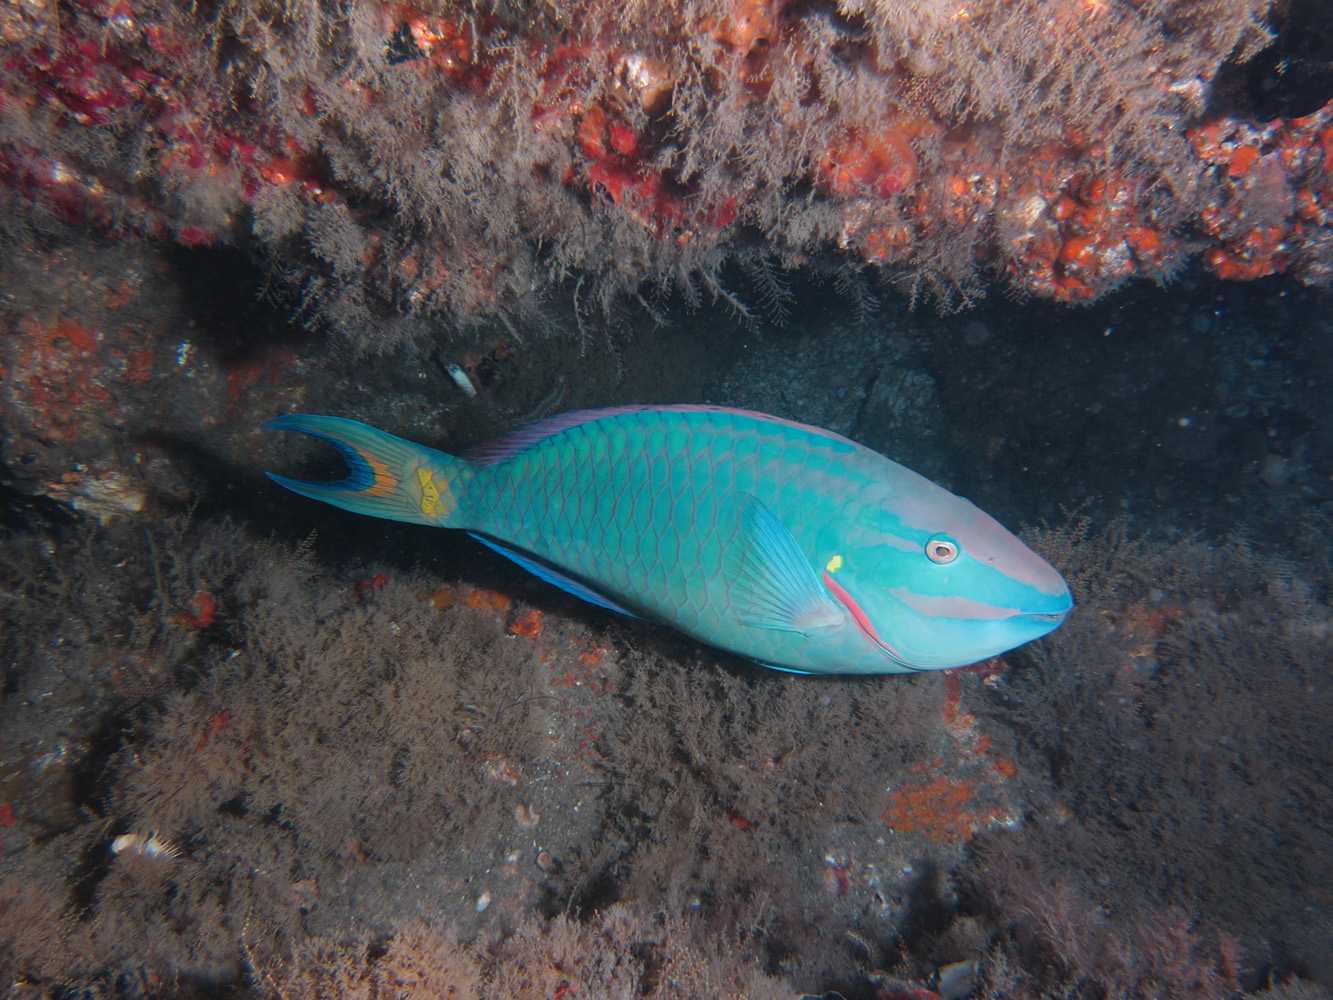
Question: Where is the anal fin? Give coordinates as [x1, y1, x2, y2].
[469, 534, 644, 619]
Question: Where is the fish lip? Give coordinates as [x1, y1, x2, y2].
[1024, 610, 1071, 623]
[1013, 585, 1074, 624]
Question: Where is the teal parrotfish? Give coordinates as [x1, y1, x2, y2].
[266, 405, 1071, 674]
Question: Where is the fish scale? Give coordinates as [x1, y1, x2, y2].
[266, 404, 1072, 674]
[477, 412, 734, 630]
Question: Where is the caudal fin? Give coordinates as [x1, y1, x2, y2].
[266, 414, 466, 526]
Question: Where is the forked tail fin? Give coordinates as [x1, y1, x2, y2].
[265, 414, 469, 526]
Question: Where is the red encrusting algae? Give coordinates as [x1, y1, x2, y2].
[882, 776, 988, 843]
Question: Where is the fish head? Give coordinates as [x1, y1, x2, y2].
[819, 482, 1072, 672]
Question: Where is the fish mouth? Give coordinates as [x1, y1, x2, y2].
[1017, 587, 1074, 625]
[998, 606, 1072, 643]
[1023, 610, 1071, 624]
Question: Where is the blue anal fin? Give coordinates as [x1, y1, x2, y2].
[469, 534, 644, 620]
[761, 662, 818, 675]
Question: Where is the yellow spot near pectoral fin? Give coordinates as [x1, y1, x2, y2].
[826, 554, 843, 574]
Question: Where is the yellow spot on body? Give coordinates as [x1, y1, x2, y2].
[826, 554, 843, 574]
[417, 466, 439, 516]
[415, 465, 457, 521]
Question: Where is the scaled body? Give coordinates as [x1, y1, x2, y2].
[267, 405, 1071, 674]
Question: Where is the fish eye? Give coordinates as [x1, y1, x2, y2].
[925, 533, 959, 564]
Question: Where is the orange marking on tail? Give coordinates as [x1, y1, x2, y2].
[364, 455, 398, 497]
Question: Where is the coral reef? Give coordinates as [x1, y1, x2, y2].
[2, 0, 1331, 346]
[1, 115, 1330, 995]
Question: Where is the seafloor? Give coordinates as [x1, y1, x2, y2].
[0, 239, 1330, 999]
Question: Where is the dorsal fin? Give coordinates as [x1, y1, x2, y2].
[462, 408, 633, 465]
[462, 404, 859, 466]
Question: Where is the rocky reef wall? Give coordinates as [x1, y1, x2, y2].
[3, 0, 1332, 346]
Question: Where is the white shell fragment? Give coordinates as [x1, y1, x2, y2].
[111, 831, 180, 861]
[445, 363, 477, 397]
[937, 959, 979, 1000]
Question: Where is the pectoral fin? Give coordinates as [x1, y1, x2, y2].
[723, 494, 843, 635]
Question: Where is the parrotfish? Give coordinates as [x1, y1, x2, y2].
[266, 405, 1071, 674]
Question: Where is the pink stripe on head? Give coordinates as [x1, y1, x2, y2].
[888, 587, 1020, 621]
